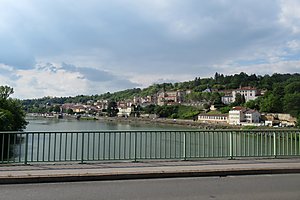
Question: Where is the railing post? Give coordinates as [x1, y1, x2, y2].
[273, 132, 277, 158]
[24, 133, 29, 165]
[229, 131, 233, 160]
[81, 132, 85, 164]
[183, 132, 187, 160]
[134, 132, 138, 162]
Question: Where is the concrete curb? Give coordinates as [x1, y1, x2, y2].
[2, 168, 300, 185]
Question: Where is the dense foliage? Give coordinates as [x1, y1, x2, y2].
[0, 86, 28, 161]
[106, 101, 119, 117]
[0, 86, 27, 131]
[143, 104, 200, 119]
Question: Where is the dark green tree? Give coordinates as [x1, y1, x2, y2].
[53, 105, 61, 113]
[0, 86, 27, 161]
[0, 86, 27, 131]
[283, 93, 300, 117]
[0, 86, 14, 99]
[233, 93, 245, 106]
[143, 104, 157, 114]
[107, 101, 119, 117]
[67, 108, 74, 115]
[245, 98, 260, 110]
[297, 115, 300, 128]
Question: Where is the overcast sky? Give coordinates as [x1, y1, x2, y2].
[1, 0, 300, 99]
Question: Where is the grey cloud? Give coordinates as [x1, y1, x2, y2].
[60, 63, 139, 89]
[0, 0, 285, 69]
[61, 63, 114, 82]
[1, 0, 300, 98]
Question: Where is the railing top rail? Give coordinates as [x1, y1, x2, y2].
[0, 129, 299, 134]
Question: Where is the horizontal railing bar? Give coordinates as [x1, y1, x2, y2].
[1, 129, 300, 134]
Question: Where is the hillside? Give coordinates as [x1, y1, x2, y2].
[22, 72, 300, 120]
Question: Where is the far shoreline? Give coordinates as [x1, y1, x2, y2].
[26, 113, 238, 130]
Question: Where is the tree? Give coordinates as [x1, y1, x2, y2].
[233, 93, 245, 106]
[107, 101, 119, 117]
[245, 98, 260, 110]
[0, 86, 27, 161]
[220, 106, 231, 114]
[297, 115, 300, 128]
[67, 108, 74, 115]
[143, 104, 157, 114]
[0, 86, 27, 131]
[283, 93, 300, 117]
[154, 105, 178, 118]
[53, 105, 61, 113]
[0, 86, 14, 100]
[285, 82, 300, 94]
[260, 94, 276, 113]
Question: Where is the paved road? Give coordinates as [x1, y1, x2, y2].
[1, 174, 300, 200]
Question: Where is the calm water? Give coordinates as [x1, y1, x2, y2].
[25, 117, 187, 131]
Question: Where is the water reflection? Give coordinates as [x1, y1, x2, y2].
[0, 133, 24, 162]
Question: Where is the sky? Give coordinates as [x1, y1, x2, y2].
[0, 0, 300, 99]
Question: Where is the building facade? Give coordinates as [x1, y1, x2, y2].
[198, 114, 228, 123]
[229, 106, 261, 125]
[221, 87, 260, 105]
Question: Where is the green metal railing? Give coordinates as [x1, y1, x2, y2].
[1, 130, 300, 164]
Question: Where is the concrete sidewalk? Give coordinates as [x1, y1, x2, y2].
[1, 158, 300, 184]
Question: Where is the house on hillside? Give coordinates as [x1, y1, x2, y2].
[221, 86, 261, 105]
[157, 90, 186, 106]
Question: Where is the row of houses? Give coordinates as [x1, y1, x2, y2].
[198, 106, 260, 125]
[63, 86, 263, 114]
[146, 86, 263, 106]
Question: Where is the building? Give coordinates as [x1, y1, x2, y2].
[221, 87, 261, 105]
[117, 107, 132, 117]
[198, 114, 228, 123]
[228, 106, 246, 125]
[221, 95, 234, 105]
[228, 106, 261, 125]
[262, 113, 296, 127]
[157, 90, 185, 106]
[232, 86, 259, 102]
[245, 109, 260, 123]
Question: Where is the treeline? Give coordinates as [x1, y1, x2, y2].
[22, 73, 300, 120]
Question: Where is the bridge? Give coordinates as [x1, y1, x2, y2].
[1, 129, 300, 164]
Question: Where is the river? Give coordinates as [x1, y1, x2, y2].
[2, 117, 297, 163]
[25, 116, 188, 131]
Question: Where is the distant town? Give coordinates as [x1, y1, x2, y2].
[23, 72, 300, 128]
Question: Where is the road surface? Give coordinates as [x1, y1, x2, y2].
[1, 174, 300, 200]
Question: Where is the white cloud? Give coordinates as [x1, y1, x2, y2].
[217, 60, 300, 76]
[287, 40, 300, 51]
[6, 62, 138, 99]
[279, 0, 300, 34]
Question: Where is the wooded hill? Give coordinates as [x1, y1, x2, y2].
[22, 72, 300, 120]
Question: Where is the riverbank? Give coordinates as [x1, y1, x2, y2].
[25, 113, 266, 130]
[97, 116, 237, 130]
